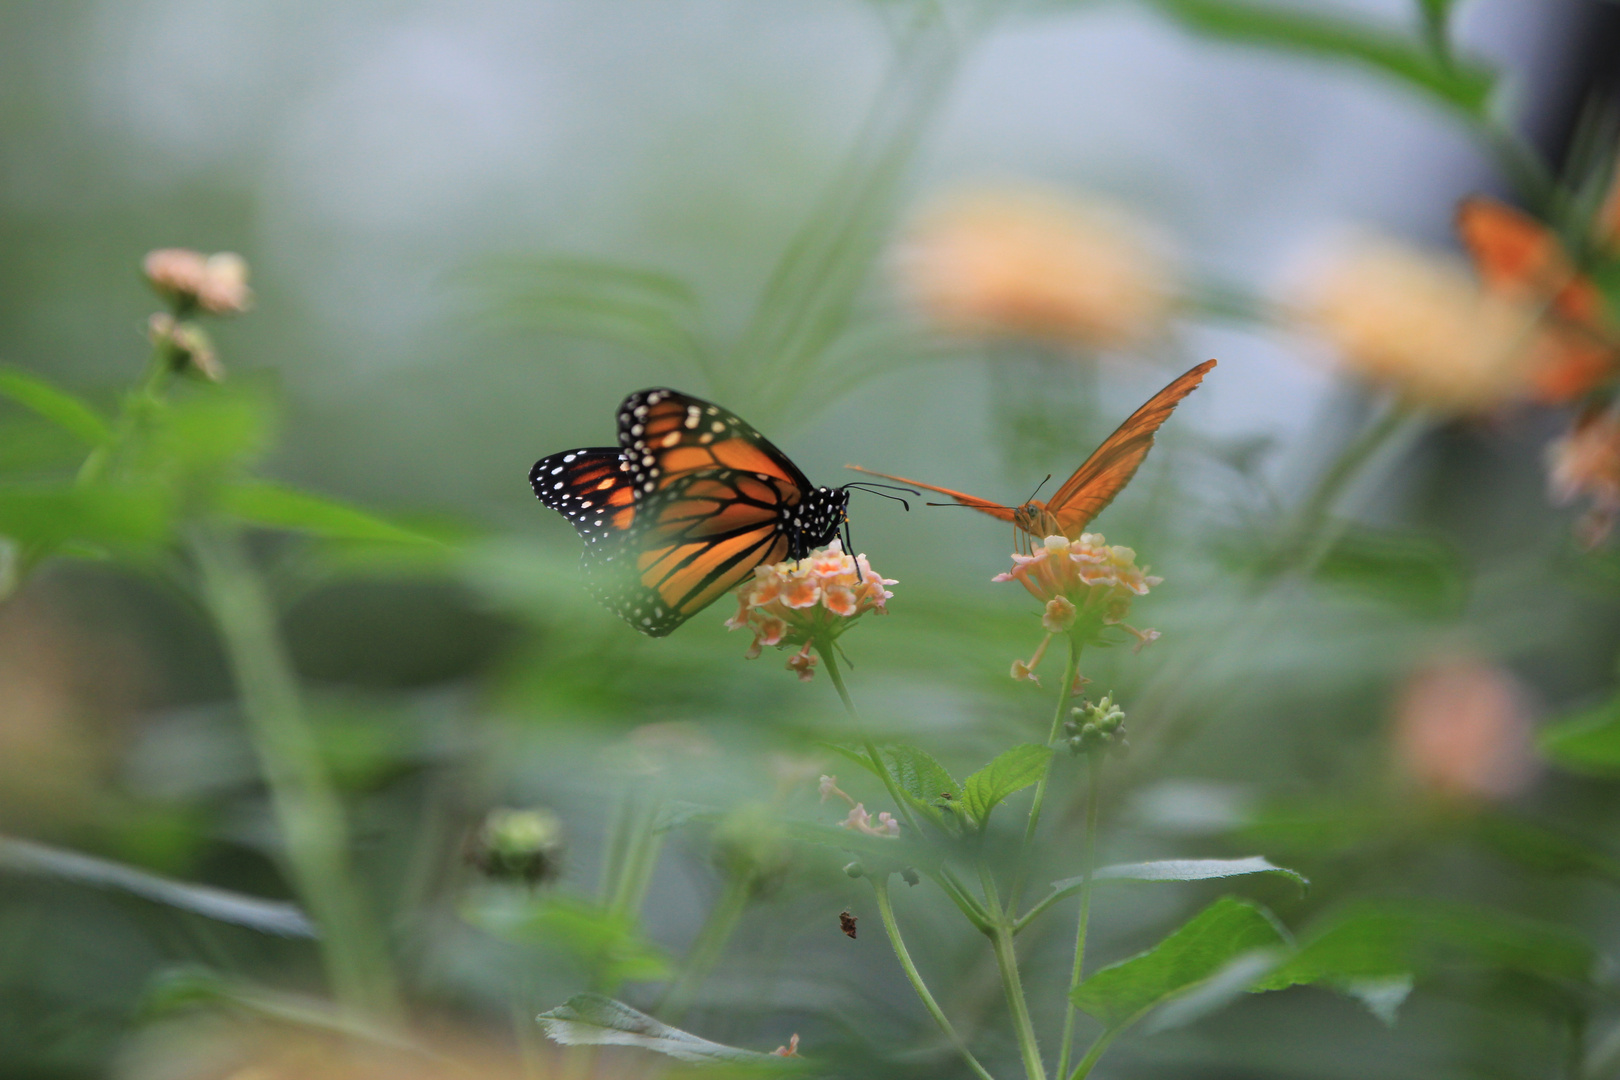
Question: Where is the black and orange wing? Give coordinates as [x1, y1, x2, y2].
[530, 447, 639, 549]
[588, 467, 797, 635]
[615, 388, 813, 497]
[1044, 359, 1215, 537]
[844, 465, 1016, 523]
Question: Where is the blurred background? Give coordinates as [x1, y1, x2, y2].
[7, 1, 1620, 1077]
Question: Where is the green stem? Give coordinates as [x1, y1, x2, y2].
[606, 796, 664, 925]
[873, 876, 998, 1080]
[1065, 1029, 1119, 1080]
[77, 331, 176, 488]
[1055, 756, 1103, 1080]
[990, 922, 1046, 1080]
[1280, 400, 1413, 574]
[189, 525, 400, 1020]
[662, 869, 752, 1024]
[818, 640, 993, 931]
[1008, 635, 1082, 916]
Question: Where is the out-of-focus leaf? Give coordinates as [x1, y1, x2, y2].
[140, 388, 272, 477]
[1312, 524, 1466, 617]
[1077, 856, 1307, 891]
[1539, 691, 1620, 776]
[1141, 950, 1286, 1034]
[1071, 896, 1290, 1030]
[0, 482, 169, 552]
[0, 369, 111, 444]
[1258, 899, 1596, 992]
[0, 835, 314, 937]
[1141, 0, 1495, 116]
[1472, 814, 1620, 885]
[140, 968, 425, 1051]
[462, 892, 671, 984]
[538, 993, 788, 1066]
[960, 744, 1049, 826]
[219, 481, 441, 546]
[469, 254, 709, 368]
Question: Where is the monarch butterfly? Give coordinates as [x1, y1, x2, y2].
[849, 359, 1215, 543]
[1455, 195, 1618, 403]
[531, 389, 890, 636]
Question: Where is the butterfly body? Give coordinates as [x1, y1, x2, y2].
[531, 389, 849, 636]
[850, 359, 1215, 543]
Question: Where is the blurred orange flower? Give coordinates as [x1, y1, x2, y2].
[1290, 234, 1550, 413]
[894, 185, 1176, 349]
[1392, 653, 1535, 803]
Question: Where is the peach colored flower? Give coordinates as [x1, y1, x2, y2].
[1393, 653, 1536, 803]
[894, 185, 1176, 349]
[726, 541, 895, 679]
[1289, 233, 1552, 412]
[143, 247, 253, 315]
[841, 802, 901, 838]
[1547, 408, 1620, 547]
[996, 532, 1161, 681]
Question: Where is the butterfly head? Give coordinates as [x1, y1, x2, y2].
[785, 485, 851, 558]
[1013, 501, 1061, 540]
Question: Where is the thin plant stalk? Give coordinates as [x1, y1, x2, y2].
[1054, 755, 1103, 1080]
[189, 525, 401, 1020]
[1066, 1029, 1120, 1080]
[989, 920, 1047, 1080]
[1279, 399, 1415, 574]
[872, 875, 998, 1080]
[661, 868, 752, 1024]
[818, 641, 993, 931]
[1008, 635, 1083, 914]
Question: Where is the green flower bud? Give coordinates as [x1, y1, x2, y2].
[467, 807, 565, 886]
[844, 861, 865, 879]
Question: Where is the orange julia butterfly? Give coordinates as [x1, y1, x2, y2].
[1454, 195, 1619, 403]
[849, 359, 1215, 543]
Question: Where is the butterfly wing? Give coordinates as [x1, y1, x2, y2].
[1044, 359, 1215, 537]
[533, 389, 818, 636]
[592, 468, 796, 635]
[844, 465, 1017, 523]
[616, 388, 814, 494]
[1456, 195, 1571, 296]
[530, 447, 638, 548]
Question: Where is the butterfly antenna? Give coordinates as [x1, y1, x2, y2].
[845, 484, 914, 511]
[1026, 474, 1053, 504]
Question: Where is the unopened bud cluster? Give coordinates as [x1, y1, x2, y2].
[465, 807, 565, 886]
[1064, 693, 1128, 757]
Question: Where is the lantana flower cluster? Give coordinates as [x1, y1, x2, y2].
[725, 540, 896, 681]
[995, 532, 1161, 683]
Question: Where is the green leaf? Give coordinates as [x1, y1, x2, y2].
[0, 834, 314, 937]
[538, 993, 787, 1066]
[1258, 899, 1596, 992]
[462, 892, 671, 985]
[961, 744, 1051, 826]
[1078, 856, 1307, 891]
[469, 255, 709, 367]
[219, 481, 441, 546]
[1472, 814, 1620, 885]
[0, 482, 169, 552]
[0, 369, 111, 445]
[824, 742, 964, 826]
[1312, 524, 1467, 617]
[1071, 896, 1290, 1030]
[1143, 0, 1496, 116]
[1539, 691, 1620, 776]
